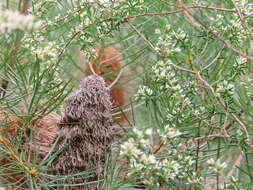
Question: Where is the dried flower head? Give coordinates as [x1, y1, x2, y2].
[64, 74, 112, 121]
[52, 74, 113, 190]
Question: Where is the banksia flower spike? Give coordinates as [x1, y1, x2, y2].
[52, 74, 114, 190]
[92, 46, 126, 112]
[79, 46, 128, 123]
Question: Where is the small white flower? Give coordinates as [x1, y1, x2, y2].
[165, 24, 171, 30]
[140, 154, 149, 164]
[164, 125, 182, 138]
[140, 139, 150, 147]
[133, 128, 144, 138]
[148, 155, 157, 164]
[135, 85, 153, 100]
[216, 80, 235, 95]
[132, 147, 142, 156]
[237, 56, 247, 65]
[216, 14, 224, 20]
[155, 28, 161, 34]
[207, 158, 227, 172]
[169, 129, 181, 138]
[145, 128, 152, 135]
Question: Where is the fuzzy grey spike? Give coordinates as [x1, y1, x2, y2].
[52, 75, 113, 190]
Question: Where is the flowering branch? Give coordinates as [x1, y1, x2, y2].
[177, 0, 253, 62]
[198, 69, 250, 143]
[152, 54, 251, 145]
[230, 0, 253, 39]
[99, 5, 238, 24]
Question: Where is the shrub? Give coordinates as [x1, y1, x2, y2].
[0, 0, 252, 189]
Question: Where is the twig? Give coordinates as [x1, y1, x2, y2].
[22, 0, 29, 15]
[128, 23, 157, 51]
[88, 61, 96, 75]
[98, 10, 184, 23]
[195, 134, 239, 142]
[160, 0, 239, 13]
[227, 152, 243, 177]
[99, 52, 121, 65]
[201, 45, 225, 71]
[170, 62, 197, 74]
[112, 101, 145, 116]
[108, 68, 123, 89]
[99, 5, 239, 23]
[185, 5, 239, 12]
[41, 7, 85, 29]
[0, 136, 36, 175]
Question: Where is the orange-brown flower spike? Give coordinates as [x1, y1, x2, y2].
[93, 46, 125, 107]
[81, 46, 127, 122]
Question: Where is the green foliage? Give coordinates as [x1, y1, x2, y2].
[0, 0, 253, 189]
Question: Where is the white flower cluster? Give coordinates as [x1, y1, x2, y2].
[0, 5, 41, 33]
[134, 85, 153, 100]
[33, 41, 59, 62]
[239, 75, 253, 97]
[211, 13, 249, 44]
[150, 59, 208, 126]
[160, 125, 182, 140]
[151, 60, 196, 107]
[207, 158, 227, 173]
[155, 25, 187, 55]
[152, 60, 176, 83]
[21, 34, 63, 89]
[120, 126, 198, 187]
[216, 80, 235, 96]
[22, 33, 60, 65]
[166, 105, 193, 125]
[234, 0, 253, 16]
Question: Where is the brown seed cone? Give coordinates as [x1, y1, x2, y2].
[51, 75, 113, 190]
